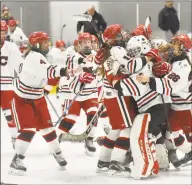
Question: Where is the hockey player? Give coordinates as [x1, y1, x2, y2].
[95, 25, 148, 175]
[101, 34, 173, 178]
[58, 32, 98, 155]
[64, 39, 80, 58]
[47, 40, 67, 65]
[7, 19, 28, 48]
[130, 24, 183, 168]
[137, 34, 192, 166]
[8, 31, 76, 175]
[0, 20, 22, 149]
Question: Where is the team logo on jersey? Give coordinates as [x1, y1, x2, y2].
[0, 56, 8, 66]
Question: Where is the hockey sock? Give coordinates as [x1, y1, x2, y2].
[15, 129, 36, 156]
[111, 128, 131, 164]
[40, 127, 61, 154]
[99, 129, 120, 162]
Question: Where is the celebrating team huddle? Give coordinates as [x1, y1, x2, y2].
[0, 13, 191, 180]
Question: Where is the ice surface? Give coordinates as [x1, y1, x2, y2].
[1, 95, 192, 184]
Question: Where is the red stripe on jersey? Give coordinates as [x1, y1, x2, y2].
[125, 78, 137, 96]
[163, 78, 170, 96]
[138, 92, 157, 107]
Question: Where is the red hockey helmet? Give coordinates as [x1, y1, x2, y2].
[171, 34, 192, 50]
[78, 32, 92, 42]
[55, 40, 66, 48]
[102, 24, 123, 45]
[8, 19, 17, 26]
[29, 31, 50, 46]
[131, 24, 152, 39]
[1, 20, 8, 32]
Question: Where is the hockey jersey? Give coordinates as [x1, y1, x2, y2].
[8, 26, 28, 47]
[0, 41, 24, 91]
[47, 47, 67, 65]
[148, 58, 191, 111]
[114, 61, 171, 113]
[104, 46, 148, 99]
[13, 51, 65, 99]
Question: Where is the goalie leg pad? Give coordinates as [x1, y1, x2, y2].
[130, 113, 155, 179]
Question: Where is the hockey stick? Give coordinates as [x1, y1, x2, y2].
[59, 103, 105, 142]
[60, 24, 66, 40]
[53, 83, 86, 127]
[45, 93, 60, 119]
[72, 14, 104, 45]
[144, 16, 151, 40]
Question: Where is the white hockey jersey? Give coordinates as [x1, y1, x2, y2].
[8, 26, 28, 46]
[64, 46, 77, 58]
[13, 51, 65, 100]
[104, 46, 148, 99]
[0, 41, 24, 91]
[47, 47, 67, 65]
[148, 58, 191, 111]
[59, 51, 98, 101]
[114, 61, 171, 113]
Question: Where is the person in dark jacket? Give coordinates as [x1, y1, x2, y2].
[158, 1, 180, 42]
[77, 6, 107, 37]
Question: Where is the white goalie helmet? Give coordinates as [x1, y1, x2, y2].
[126, 35, 151, 57]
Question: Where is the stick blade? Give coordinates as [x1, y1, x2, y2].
[72, 14, 92, 22]
[144, 16, 151, 28]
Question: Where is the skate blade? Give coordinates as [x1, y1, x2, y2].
[108, 169, 131, 178]
[59, 166, 66, 171]
[8, 167, 25, 176]
[181, 161, 192, 167]
[85, 149, 95, 156]
[96, 167, 109, 173]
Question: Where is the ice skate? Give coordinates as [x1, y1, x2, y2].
[85, 137, 96, 156]
[181, 151, 192, 166]
[9, 154, 27, 176]
[168, 149, 182, 168]
[96, 160, 110, 173]
[108, 160, 131, 177]
[53, 151, 67, 169]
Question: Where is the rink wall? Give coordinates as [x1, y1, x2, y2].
[3, 1, 192, 45]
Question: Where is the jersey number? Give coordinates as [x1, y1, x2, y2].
[0, 56, 8, 66]
[168, 72, 180, 82]
[18, 63, 23, 73]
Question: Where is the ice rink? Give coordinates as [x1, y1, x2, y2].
[1, 95, 192, 184]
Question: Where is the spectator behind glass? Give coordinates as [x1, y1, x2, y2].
[158, 1, 180, 42]
[77, 6, 107, 37]
[1, 5, 14, 24]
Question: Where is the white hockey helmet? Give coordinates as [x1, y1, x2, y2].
[126, 35, 151, 57]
